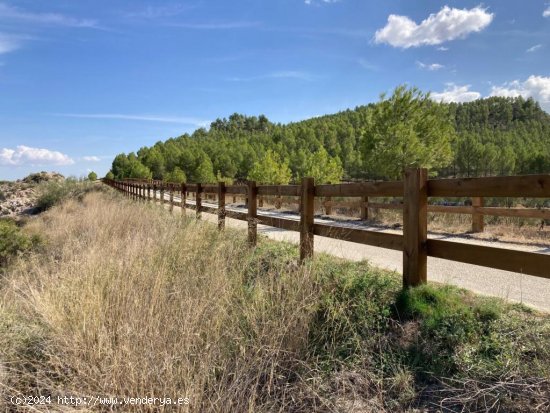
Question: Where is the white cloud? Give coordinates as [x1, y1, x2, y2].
[82, 156, 101, 162]
[0, 33, 19, 54]
[431, 83, 482, 103]
[55, 113, 210, 127]
[543, 6, 550, 17]
[490, 76, 550, 110]
[526, 44, 542, 53]
[416, 61, 444, 71]
[0, 145, 74, 166]
[430, 76, 550, 111]
[436, 46, 449, 51]
[0, 3, 98, 28]
[374, 5, 493, 48]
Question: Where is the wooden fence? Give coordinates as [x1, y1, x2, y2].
[103, 169, 550, 288]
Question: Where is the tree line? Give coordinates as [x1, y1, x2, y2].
[107, 86, 550, 184]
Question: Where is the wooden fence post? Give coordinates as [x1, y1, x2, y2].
[248, 181, 257, 246]
[360, 196, 369, 220]
[403, 168, 428, 287]
[169, 184, 174, 212]
[472, 197, 484, 233]
[196, 183, 202, 219]
[300, 177, 315, 262]
[324, 182, 332, 215]
[147, 184, 151, 201]
[218, 182, 226, 231]
[181, 183, 187, 215]
[160, 183, 165, 205]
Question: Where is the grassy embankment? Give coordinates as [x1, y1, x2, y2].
[1, 184, 549, 412]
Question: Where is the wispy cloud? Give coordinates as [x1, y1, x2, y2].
[82, 156, 101, 162]
[526, 44, 542, 53]
[125, 4, 194, 20]
[0, 3, 99, 29]
[436, 46, 449, 51]
[374, 5, 493, 48]
[0, 145, 74, 166]
[55, 113, 210, 127]
[227, 71, 318, 82]
[543, 6, 550, 17]
[168, 21, 261, 30]
[0, 33, 19, 54]
[358, 58, 378, 71]
[304, 0, 341, 5]
[416, 61, 444, 71]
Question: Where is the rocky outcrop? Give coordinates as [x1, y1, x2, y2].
[0, 171, 65, 218]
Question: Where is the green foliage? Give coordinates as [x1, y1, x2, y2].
[105, 171, 115, 180]
[362, 85, 455, 179]
[249, 243, 550, 410]
[111, 153, 152, 180]
[193, 154, 216, 183]
[248, 150, 292, 184]
[394, 284, 515, 376]
[0, 220, 39, 268]
[308, 258, 400, 361]
[36, 179, 99, 211]
[216, 171, 234, 185]
[301, 147, 343, 183]
[108, 91, 550, 183]
[164, 167, 186, 183]
[87, 171, 97, 181]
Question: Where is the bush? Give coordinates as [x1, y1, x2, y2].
[36, 179, 101, 211]
[0, 219, 39, 268]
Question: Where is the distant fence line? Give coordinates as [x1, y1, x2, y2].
[103, 169, 550, 288]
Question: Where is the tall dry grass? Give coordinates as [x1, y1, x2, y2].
[2, 190, 549, 412]
[1, 192, 324, 411]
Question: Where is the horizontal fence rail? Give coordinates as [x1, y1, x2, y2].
[103, 169, 550, 287]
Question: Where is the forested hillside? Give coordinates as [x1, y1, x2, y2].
[108, 87, 550, 184]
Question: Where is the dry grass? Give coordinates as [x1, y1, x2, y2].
[1, 192, 324, 411]
[1, 190, 549, 412]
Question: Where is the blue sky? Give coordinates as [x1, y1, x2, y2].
[1, 0, 549, 180]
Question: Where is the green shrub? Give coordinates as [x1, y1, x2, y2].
[36, 179, 100, 211]
[0, 219, 40, 268]
[308, 257, 400, 362]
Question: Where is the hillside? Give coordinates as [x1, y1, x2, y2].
[109, 92, 550, 183]
[0, 172, 64, 218]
